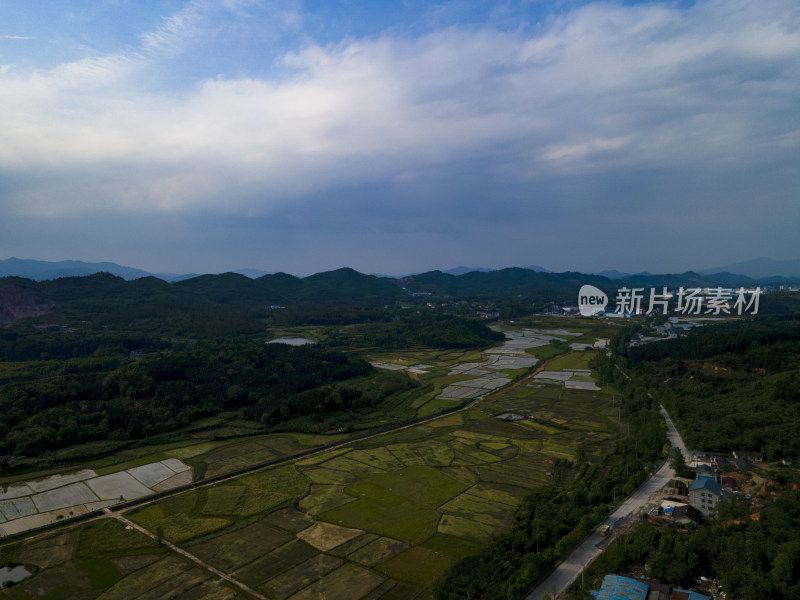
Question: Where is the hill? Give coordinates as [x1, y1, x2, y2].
[701, 257, 800, 279]
[0, 266, 795, 332]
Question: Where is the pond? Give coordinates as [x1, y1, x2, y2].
[268, 336, 315, 346]
[0, 565, 31, 588]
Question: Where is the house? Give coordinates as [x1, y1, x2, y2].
[695, 464, 716, 482]
[711, 455, 730, 469]
[671, 590, 710, 600]
[650, 502, 702, 526]
[731, 458, 752, 470]
[590, 575, 669, 600]
[689, 479, 722, 517]
[720, 476, 736, 490]
[670, 504, 702, 525]
[591, 575, 649, 600]
[732, 450, 763, 462]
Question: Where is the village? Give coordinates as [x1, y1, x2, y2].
[589, 448, 787, 600]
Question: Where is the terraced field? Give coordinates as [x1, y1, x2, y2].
[1, 329, 622, 600]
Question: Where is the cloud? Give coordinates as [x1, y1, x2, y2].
[0, 35, 36, 40]
[0, 0, 798, 272]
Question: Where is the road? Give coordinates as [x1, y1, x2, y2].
[3, 340, 558, 544]
[524, 404, 686, 600]
[661, 405, 691, 463]
[104, 508, 267, 600]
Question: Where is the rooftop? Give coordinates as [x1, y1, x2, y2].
[689, 479, 722, 495]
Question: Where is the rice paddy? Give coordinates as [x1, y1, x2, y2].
[1, 319, 623, 600]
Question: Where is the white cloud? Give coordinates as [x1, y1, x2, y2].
[0, 0, 798, 224]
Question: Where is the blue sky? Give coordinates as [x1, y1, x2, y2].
[1, 0, 798, 276]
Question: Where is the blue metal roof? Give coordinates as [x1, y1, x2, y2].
[590, 575, 649, 600]
[673, 589, 710, 600]
[689, 478, 721, 495]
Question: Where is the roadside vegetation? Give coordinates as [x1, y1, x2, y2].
[2, 315, 653, 600]
[569, 315, 800, 600]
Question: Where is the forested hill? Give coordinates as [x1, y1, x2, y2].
[626, 315, 800, 459]
[396, 268, 776, 299]
[1, 266, 790, 331]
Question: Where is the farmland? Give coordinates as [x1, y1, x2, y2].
[0, 321, 625, 599]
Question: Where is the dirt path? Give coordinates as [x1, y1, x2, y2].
[104, 508, 267, 600]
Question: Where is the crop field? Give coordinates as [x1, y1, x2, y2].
[1, 318, 624, 599]
[0, 520, 254, 600]
[546, 350, 598, 371]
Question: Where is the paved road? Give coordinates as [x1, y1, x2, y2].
[661, 405, 691, 463]
[524, 404, 685, 600]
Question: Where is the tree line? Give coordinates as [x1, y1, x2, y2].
[0, 341, 371, 458]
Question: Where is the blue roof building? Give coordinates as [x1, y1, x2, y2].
[695, 464, 716, 482]
[590, 575, 649, 600]
[689, 478, 722, 517]
[671, 589, 710, 600]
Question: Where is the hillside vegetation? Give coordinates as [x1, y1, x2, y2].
[574, 315, 800, 600]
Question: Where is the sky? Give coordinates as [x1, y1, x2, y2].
[1, 0, 798, 277]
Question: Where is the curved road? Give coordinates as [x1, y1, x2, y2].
[524, 405, 687, 600]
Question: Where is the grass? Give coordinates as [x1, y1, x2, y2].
[298, 484, 356, 515]
[347, 536, 409, 567]
[0, 529, 213, 600]
[303, 467, 358, 485]
[296, 447, 352, 467]
[319, 466, 468, 544]
[2, 317, 626, 598]
[407, 440, 454, 466]
[437, 513, 498, 543]
[188, 521, 292, 571]
[200, 485, 248, 515]
[347, 448, 405, 471]
[525, 343, 570, 360]
[91, 554, 208, 599]
[76, 518, 165, 559]
[546, 350, 599, 371]
[235, 464, 309, 516]
[262, 554, 344, 600]
[417, 396, 464, 418]
[378, 546, 459, 588]
[520, 420, 561, 434]
[261, 507, 315, 533]
[235, 539, 318, 588]
[126, 465, 308, 543]
[287, 563, 384, 600]
[438, 492, 514, 538]
[15, 531, 77, 570]
[296, 521, 364, 552]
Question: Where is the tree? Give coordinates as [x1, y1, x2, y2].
[670, 450, 694, 478]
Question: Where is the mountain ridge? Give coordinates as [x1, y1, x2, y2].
[6, 256, 800, 282]
[2, 264, 796, 328]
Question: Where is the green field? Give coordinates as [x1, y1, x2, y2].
[546, 350, 599, 371]
[1, 317, 624, 600]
